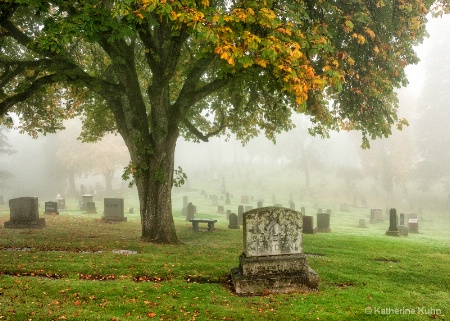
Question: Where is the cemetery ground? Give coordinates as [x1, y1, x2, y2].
[0, 193, 449, 321]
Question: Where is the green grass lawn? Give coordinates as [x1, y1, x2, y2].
[0, 192, 449, 320]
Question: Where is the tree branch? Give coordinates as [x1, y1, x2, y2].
[182, 108, 226, 142]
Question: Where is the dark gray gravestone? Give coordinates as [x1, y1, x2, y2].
[316, 213, 331, 233]
[86, 201, 97, 213]
[386, 208, 400, 236]
[186, 202, 195, 221]
[217, 205, 224, 214]
[228, 213, 239, 229]
[257, 200, 263, 208]
[4, 197, 45, 229]
[302, 215, 315, 234]
[44, 201, 59, 215]
[238, 205, 244, 225]
[101, 198, 127, 222]
[231, 207, 319, 295]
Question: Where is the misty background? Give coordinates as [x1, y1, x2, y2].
[1, 15, 449, 217]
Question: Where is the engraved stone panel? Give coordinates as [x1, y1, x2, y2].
[243, 207, 303, 257]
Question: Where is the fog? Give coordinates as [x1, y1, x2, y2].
[1, 15, 450, 221]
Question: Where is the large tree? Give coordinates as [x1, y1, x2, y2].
[0, 0, 447, 243]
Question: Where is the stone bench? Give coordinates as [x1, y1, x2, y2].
[189, 218, 217, 232]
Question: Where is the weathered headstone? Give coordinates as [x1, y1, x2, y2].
[241, 195, 249, 204]
[340, 203, 350, 212]
[217, 205, 224, 214]
[101, 198, 127, 222]
[302, 215, 316, 234]
[4, 197, 46, 229]
[408, 219, 419, 233]
[44, 201, 59, 215]
[257, 200, 263, 208]
[231, 207, 319, 295]
[386, 208, 400, 236]
[316, 212, 331, 233]
[186, 202, 195, 221]
[129, 207, 134, 214]
[369, 209, 384, 223]
[81, 194, 94, 211]
[358, 218, 367, 228]
[237, 205, 244, 225]
[228, 213, 239, 229]
[245, 206, 253, 212]
[181, 196, 189, 216]
[211, 195, 218, 206]
[86, 201, 97, 213]
[226, 209, 231, 219]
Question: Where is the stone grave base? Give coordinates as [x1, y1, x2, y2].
[231, 253, 319, 295]
[316, 228, 331, 233]
[100, 216, 127, 222]
[385, 230, 400, 236]
[4, 218, 46, 229]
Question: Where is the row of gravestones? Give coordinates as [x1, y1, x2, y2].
[360, 208, 419, 234]
[3, 196, 128, 229]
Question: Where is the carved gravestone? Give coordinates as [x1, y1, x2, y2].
[231, 207, 319, 295]
[4, 197, 46, 229]
[386, 208, 400, 236]
[44, 201, 59, 215]
[101, 198, 127, 222]
[228, 213, 239, 229]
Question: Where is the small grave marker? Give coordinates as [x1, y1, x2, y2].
[44, 201, 59, 215]
[101, 198, 127, 222]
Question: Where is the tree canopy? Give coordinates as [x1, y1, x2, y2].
[1, 0, 449, 243]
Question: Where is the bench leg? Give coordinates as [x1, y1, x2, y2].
[208, 222, 215, 231]
[192, 222, 199, 232]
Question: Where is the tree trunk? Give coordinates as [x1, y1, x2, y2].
[134, 132, 180, 244]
